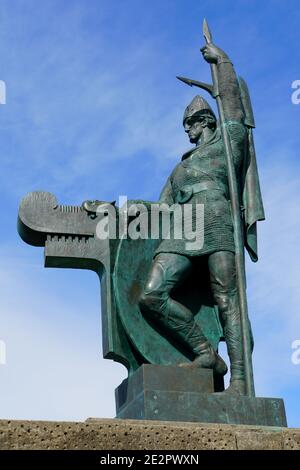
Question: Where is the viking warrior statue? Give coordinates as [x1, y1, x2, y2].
[18, 20, 288, 425]
[139, 34, 265, 395]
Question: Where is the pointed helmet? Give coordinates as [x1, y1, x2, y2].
[183, 95, 216, 124]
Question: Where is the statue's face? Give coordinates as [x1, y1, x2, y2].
[183, 117, 203, 144]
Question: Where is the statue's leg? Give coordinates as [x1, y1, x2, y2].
[139, 253, 227, 374]
[208, 250, 246, 394]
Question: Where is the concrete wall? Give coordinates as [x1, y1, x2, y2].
[0, 418, 299, 450]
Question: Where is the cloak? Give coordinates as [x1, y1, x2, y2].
[239, 77, 265, 262]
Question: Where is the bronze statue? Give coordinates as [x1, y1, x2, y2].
[18, 20, 289, 426]
[139, 22, 265, 396]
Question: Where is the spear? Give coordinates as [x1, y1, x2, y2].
[179, 20, 255, 396]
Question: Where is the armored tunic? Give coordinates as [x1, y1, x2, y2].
[155, 120, 247, 258]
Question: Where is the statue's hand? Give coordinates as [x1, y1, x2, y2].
[200, 43, 229, 64]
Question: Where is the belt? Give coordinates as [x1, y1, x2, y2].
[176, 181, 228, 204]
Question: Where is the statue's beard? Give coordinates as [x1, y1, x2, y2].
[189, 134, 200, 144]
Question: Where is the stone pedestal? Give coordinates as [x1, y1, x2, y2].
[115, 364, 287, 427]
[1, 418, 298, 450]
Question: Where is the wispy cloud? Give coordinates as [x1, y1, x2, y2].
[245, 160, 300, 424]
[0, 248, 127, 421]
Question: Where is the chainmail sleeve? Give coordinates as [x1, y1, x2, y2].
[159, 175, 175, 205]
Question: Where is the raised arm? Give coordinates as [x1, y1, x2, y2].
[201, 43, 244, 123]
[201, 42, 246, 169]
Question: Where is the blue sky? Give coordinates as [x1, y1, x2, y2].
[0, 0, 300, 427]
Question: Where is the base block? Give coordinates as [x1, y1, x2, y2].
[115, 365, 287, 427]
[1, 418, 298, 450]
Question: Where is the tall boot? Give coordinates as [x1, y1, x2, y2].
[140, 278, 227, 375]
[223, 319, 246, 395]
[177, 321, 228, 376]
